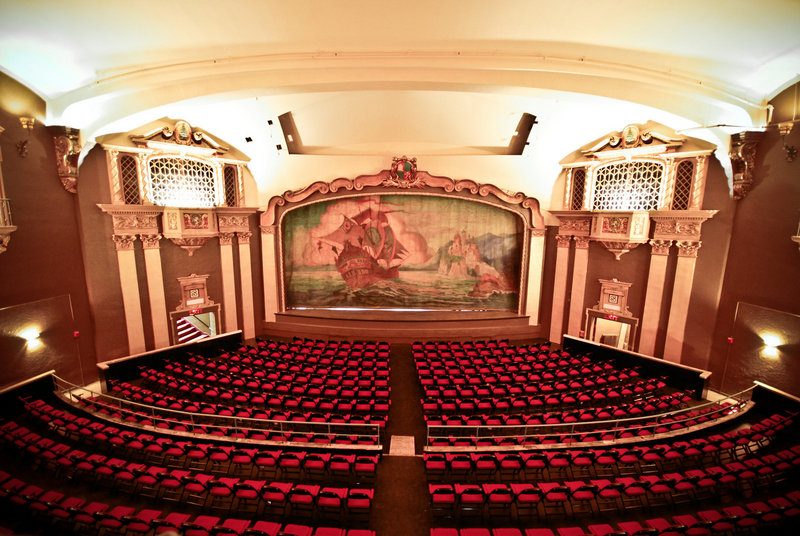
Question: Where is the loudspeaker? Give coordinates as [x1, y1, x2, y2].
[508, 113, 537, 155]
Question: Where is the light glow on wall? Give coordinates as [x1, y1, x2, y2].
[761, 333, 783, 359]
[19, 326, 41, 350]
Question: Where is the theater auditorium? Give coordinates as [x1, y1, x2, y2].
[0, 2, 799, 535]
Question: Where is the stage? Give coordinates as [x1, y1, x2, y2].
[264, 308, 545, 342]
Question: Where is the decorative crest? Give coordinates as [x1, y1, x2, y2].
[384, 156, 422, 188]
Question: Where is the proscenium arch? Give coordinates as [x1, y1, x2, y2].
[260, 165, 545, 317]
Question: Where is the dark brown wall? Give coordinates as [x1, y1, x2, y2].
[0, 72, 97, 386]
[708, 119, 800, 395]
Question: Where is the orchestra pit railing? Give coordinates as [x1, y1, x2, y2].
[53, 376, 382, 450]
[425, 386, 755, 451]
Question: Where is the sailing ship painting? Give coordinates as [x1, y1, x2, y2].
[282, 195, 523, 311]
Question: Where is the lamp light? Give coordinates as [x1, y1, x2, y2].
[761, 333, 782, 359]
[17, 117, 35, 158]
[19, 326, 42, 350]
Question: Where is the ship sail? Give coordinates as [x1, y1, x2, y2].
[319, 203, 407, 289]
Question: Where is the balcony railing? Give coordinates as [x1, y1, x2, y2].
[53, 375, 383, 449]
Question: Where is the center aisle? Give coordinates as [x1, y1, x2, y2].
[371, 343, 430, 536]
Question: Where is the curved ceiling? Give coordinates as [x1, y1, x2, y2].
[1, 0, 799, 181]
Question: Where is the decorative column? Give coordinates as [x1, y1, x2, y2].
[141, 234, 170, 349]
[662, 241, 702, 363]
[99, 205, 164, 355]
[260, 224, 280, 323]
[567, 236, 591, 336]
[112, 235, 147, 355]
[638, 239, 673, 356]
[647, 210, 717, 362]
[549, 234, 572, 344]
[524, 228, 546, 326]
[237, 231, 256, 340]
[218, 232, 239, 333]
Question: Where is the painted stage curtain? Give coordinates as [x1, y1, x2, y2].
[281, 194, 523, 311]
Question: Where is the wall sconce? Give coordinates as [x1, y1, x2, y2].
[19, 326, 42, 350]
[779, 121, 796, 162]
[761, 333, 782, 359]
[17, 117, 35, 158]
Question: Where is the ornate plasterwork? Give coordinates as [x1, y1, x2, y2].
[649, 239, 673, 256]
[218, 232, 235, 246]
[551, 211, 592, 236]
[169, 237, 212, 256]
[237, 231, 252, 245]
[599, 241, 643, 260]
[140, 234, 162, 249]
[676, 240, 702, 257]
[112, 234, 137, 251]
[262, 158, 544, 230]
[260, 225, 277, 235]
[573, 236, 591, 249]
[729, 131, 765, 200]
[555, 234, 573, 248]
[0, 229, 15, 254]
[50, 126, 81, 194]
[650, 210, 717, 241]
[98, 205, 163, 236]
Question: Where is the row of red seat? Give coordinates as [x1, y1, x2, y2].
[139, 370, 390, 419]
[19, 399, 382, 482]
[422, 392, 688, 423]
[427, 448, 796, 521]
[111, 380, 389, 425]
[427, 401, 741, 447]
[427, 488, 800, 535]
[59, 394, 381, 446]
[216, 350, 389, 369]
[163, 361, 390, 392]
[423, 432, 791, 483]
[189, 353, 390, 380]
[0, 423, 374, 524]
[262, 337, 389, 352]
[0, 469, 373, 536]
[142, 366, 389, 401]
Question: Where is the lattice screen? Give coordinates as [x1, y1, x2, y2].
[223, 165, 238, 207]
[592, 161, 664, 211]
[570, 168, 586, 210]
[672, 160, 694, 210]
[148, 157, 216, 208]
[119, 154, 141, 205]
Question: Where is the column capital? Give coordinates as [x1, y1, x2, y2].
[556, 234, 572, 248]
[573, 236, 591, 249]
[237, 231, 253, 245]
[260, 225, 277, 235]
[139, 233, 162, 249]
[112, 234, 137, 251]
[648, 239, 673, 256]
[676, 240, 702, 257]
[219, 232, 235, 246]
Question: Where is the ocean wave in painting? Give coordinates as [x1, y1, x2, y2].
[286, 270, 518, 311]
